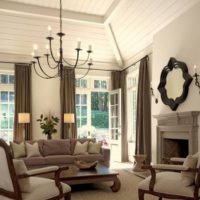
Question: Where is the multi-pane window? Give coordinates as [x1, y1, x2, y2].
[76, 94, 87, 128]
[0, 73, 15, 143]
[75, 77, 110, 145]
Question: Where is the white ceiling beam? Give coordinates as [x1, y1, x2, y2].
[104, 0, 121, 23]
[0, 0, 104, 25]
[105, 23, 123, 67]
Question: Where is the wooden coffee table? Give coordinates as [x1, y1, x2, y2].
[59, 164, 121, 192]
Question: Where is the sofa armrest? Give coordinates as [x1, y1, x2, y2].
[101, 147, 110, 167]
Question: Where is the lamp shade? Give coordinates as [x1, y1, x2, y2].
[18, 113, 30, 124]
[64, 113, 75, 123]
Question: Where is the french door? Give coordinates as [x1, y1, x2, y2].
[109, 89, 122, 162]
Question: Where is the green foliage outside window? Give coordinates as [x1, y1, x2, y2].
[91, 92, 108, 128]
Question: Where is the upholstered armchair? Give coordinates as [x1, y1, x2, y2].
[138, 154, 200, 200]
[0, 139, 71, 200]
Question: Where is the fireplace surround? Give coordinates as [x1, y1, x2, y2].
[154, 111, 200, 163]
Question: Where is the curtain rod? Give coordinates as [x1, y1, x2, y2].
[0, 60, 119, 72]
[121, 52, 152, 72]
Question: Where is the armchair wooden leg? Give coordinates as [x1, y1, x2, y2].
[138, 189, 145, 200]
[158, 197, 162, 200]
[64, 192, 71, 200]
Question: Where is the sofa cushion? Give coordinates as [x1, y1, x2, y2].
[73, 141, 88, 155]
[13, 159, 32, 193]
[181, 155, 197, 186]
[43, 139, 71, 156]
[76, 154, 104, 163]
[138, 171, 194, 197]
[22, 157, 46, 166]
[26, 142, 42, 158]
[88, 141, 101, 154]
[10, 142, 26, 158]
[44, 155, 76, 165]
[70, 138, 95, 154]
[21, 177, 71, 200]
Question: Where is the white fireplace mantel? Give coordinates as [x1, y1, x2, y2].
[154, 111, 200, 163]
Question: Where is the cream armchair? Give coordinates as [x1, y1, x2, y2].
[0, 139, 71, 200]
[138, 154, 200, 200]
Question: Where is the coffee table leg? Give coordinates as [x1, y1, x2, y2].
[110, 176, 121, 192]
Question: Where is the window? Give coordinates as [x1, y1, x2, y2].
[76, 77, 110, 146]
[127, 67, 139, 157]
[0, 73, 15, 143]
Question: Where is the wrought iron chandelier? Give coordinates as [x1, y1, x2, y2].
[31, 0, 93, 79]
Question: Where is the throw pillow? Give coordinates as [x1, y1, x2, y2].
[13, 159, 32, 193]
[10, 142, 26, 158]
[88, 141, 101, 154]
[43, 139, 71, 156]
[25, 142, 42, 158]
[73, 141, 88, 155]
[181, 155, 197, 186]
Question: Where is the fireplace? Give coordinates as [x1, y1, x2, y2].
[154, 111, 200, 163]
[163, 138, 188, 163]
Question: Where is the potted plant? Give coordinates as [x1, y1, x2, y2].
[37, 114, 59, 139]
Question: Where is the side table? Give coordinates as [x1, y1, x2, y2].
[133, 154, 147, 172]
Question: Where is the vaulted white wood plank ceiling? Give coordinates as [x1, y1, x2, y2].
[0, 0, 199, 70]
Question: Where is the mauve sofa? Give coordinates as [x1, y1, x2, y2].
[19, 138, 110, 169]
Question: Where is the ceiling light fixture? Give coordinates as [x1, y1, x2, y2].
[31, 0, 93, 79]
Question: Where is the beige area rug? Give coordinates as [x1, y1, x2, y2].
[71, 170, 163, 200]
[125, 168, 150, 179]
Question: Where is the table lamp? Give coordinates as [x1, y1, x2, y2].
[18, 112, 30, 140]
[64, 113, 75, 138]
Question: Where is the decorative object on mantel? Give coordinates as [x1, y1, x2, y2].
[31, 0, 93, 79]
[193, 65, 200, 93]
[158, 57, 193, 111]
[37, 113, 59, 139]
[74, 160, 98, 170]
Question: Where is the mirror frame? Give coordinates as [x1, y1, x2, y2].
[158, 57, 193, 111]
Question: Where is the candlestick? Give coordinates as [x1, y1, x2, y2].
[88, 45, 92, 51]
[48, 25, 52, 37]
[45, 44, 49, 54]
[77, 38, 81, 49]
[33, 44, 38, 57]
[194, 65, 197, 73]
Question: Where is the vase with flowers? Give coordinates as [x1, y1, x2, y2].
[37, 113, 59, 139]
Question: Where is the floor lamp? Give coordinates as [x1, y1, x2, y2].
[18, 113, 30, 140]
[64, 113, 75, 138]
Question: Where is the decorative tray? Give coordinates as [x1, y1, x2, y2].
[74, 160, 98, 170]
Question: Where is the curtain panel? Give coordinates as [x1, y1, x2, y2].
[60, 68, 77, 139]
[111, 71, 128, 162]
[14, 64, 32, 141]
[135, 56, 151, 164]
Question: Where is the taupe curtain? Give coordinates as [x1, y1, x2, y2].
[14, 64, 32, 142]
[135, 56, 151, 164]
[111, 71, 128, 162]
[60, 68, 77, 139]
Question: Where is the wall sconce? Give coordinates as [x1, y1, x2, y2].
[193, 65, 200, 93]
[150, 83, 158, 104]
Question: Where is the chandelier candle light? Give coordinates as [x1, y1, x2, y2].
[31, 0, 93, 79]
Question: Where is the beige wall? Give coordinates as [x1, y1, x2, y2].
[31, 67, 111, 140]
[151, 2, 200, 163]
[31, 67, 61, 140]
